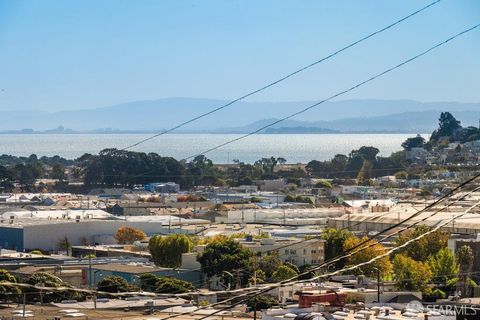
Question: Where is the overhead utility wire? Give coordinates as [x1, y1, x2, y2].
[2, 175, 479, 303]
[157, 176, 480, 319]
[190, 199, 480, 320]
[121, 0, 441, 151]
[184, 23, 480, 160]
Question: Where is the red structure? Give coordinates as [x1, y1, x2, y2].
[298, 291, 347, 308]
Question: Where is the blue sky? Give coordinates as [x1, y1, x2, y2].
[0, 0, 479, 111]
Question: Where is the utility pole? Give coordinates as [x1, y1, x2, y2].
[374, 267, 381, 303]
[22, 293, 26, 317]
[89, 256, 93, 289]
[241, 202, 244, 225]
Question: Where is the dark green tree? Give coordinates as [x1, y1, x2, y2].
[271, 264, 298, 282]
[97, 275, 129, 293]
[0, 269, 21, 302]
[155, 277, 194, 294]
[246, 295, 279, 311]
[197, 238, 254, 283]
[402, 134, 426, 151]
[430, 112, 462, 143]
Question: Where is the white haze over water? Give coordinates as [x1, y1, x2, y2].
[0, 133, 424, 163]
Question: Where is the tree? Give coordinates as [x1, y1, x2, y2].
[395, 226, 449, 261]
[315, 180, 332, 189]
[139, 273, 160, 292]
[246, 295, 279, 311]
[155, 277, 194, 294]
[393, 254, 432, 292]
[356, 160, 374, 185]
[149, 234, 193, 268]
[26, 272, 80, 303]
[430, 112, 462, 143]
[0, 269, 20, 301]
[249, 269, 266, 285]
[114, 226, 147, 244]
[343, 236, 392, 278]
[394, 170, 408, 179]
[258, 252, 283, 279]
[197, 238, 253, 282]
[271, 264, 298, 282]
[51, 163, 66, 181]
[402, 135, 426, 151]
[427, 248, 459, 283]
[97, 275, 129, 293]
[322, 228, 353, 269]
[57, 236, 72, 255]
[456, 245, 474, 297]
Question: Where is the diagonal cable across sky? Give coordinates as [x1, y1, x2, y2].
[122, 0, 442, 151]
[184, 23, 480, 160]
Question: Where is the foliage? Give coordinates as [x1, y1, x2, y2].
[456, 245, 474, 297]
[155, 277, 194, 294]
[395, 226, 449, 261]
[423, 288, 446, 302]
[114, 226, 147, 244]
[314, 180, 332, 189]
[246, 295, 279, 311]
[57, 236, 72, 255]
[322, 228, 353, 269]
[284, 195, 313, 203]
[392, 254, 432, 292]
[250, 196, 263, 203]
[0, 269, 20, 301]
[149, 234, 193, 268]
[51, 163, 66, 181]
[394, 170, 408, 179]
[139, 273, 160, 292]
[258, 253, 283, 279]
[427, 248, 459, 283]
[343, 236, 392, 278]
[97, 275, 130, 293]
[356, 160, 374, 185]
[26, 272, 81, 303]
[248, 269, 266, 285]
[29, 250, 43, 255]
[298, 264, 317, 281]
[284, 262, 300, 274]
[430, 112, 462, 143]
[79, 148, 189, 187]
[271, 265, 298, 282]
[402, 135, 426, 151]
[428, 112, 480, 145]
[197, 238, 253, 281]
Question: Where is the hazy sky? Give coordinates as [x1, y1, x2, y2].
[0, 0, 479, 112]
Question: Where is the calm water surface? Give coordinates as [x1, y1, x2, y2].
[0, 133, 422, 163]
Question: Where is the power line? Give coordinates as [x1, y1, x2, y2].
[187, 199, 480, 320]
[155, 176, 480, 320]
[2, 172, 478, 303]
[183, 23, 480, 161]
[121, 0, 442, 151]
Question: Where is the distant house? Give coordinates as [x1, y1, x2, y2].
[88, 188, 133, 199]
[145, 182, 180, 193]
[253, 179, 286, 191]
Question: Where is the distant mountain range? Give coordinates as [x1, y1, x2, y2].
[1, 98, 479, 133]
